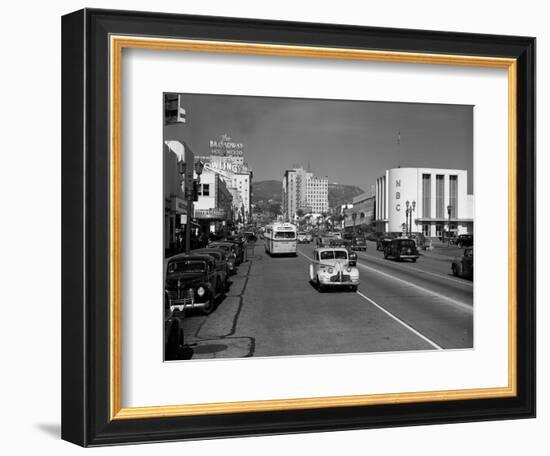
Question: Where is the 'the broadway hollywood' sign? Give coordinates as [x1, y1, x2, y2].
[209, 134, 243, 157]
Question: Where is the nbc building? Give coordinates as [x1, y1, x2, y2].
[374, 167, 473, 238]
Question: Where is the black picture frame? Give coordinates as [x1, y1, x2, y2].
[62, 8, 535, 447]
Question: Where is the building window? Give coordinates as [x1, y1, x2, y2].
[449, 175, 458, 218]
[436, 175, 444, 218]
[202, 184, 210, 196]
[422, 223, 430, 236]
[422, 174, 431, 218]
[435, 223, 443, 238]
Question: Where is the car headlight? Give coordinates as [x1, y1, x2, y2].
[327, 268, 334, 274]
[197, 286, 206, 297]
[346, 266, 352, 272]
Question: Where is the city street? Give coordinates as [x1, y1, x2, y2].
[180, 241, 473, 360]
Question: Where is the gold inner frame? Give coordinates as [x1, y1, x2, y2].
[109, 35, 517, 420]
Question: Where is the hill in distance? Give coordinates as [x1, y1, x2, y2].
[251, 180, 364, 211]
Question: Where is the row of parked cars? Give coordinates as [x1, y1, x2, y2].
[164, 233, 255, 359]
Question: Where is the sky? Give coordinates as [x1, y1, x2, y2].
[168, 93, 473, 193]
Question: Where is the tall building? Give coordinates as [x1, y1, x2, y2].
[374, 167, 473, 237]
[282, 167, 328, 222]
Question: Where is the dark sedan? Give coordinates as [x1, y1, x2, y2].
[164, 254, 222, 314]
[384, 238, 419, 262]
[208, 242, 240, 267]
[191, 248, 231, 290]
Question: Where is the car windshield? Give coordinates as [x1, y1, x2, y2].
[274, 231, 296, 239]
[167, 260, 206, 274]
[211, 244, 230, 251]
[399, 240, 416, 247]
[320, 250, 347, 260]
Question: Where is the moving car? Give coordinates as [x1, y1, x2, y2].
[376, 234, 395, 251]
[452, 247, 473, 278]
[309, 247, 360, 292]
[164, 254, 223, 314]
[384, 238, 419, 262]
[297, 231, 311, 244]
[456, 234, 474, 248]
[352, 236, 368, 251]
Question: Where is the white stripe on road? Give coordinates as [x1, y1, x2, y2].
[355, 261, 473, 314]
[298, 249, 472, 314]
[355, 251, 473, 287]
[356, 291, 443, 350]
[297, 250, 443, 350]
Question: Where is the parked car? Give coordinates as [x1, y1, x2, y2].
[452, 247, 473, 278]
[164, 293, 186, 360]
[376, 234, 395, 251]
[191, 248, 231, 290]
[309, 247, 360, 292]
[208, 241, 241, 267]
[242, 231, 258, 243]
[225, 237, 247, 263]
[384, 238, 419, 262]
[164, 254, 223, 314]
[456, 234, 473, 248]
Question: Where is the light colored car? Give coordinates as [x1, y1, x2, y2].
[297, 231, 310, 243]
[309, 247, 360, 292]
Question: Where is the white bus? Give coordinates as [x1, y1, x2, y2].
[264, 223, 297, 256]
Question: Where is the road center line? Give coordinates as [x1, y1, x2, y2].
[297, 250, 443, 350]
[355, 261, 473, 313]
[298, 249, 472, 314]
[355, 291, 443, 350]
[355, 251, 473, 287]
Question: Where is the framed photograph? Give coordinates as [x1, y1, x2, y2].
[61, 8, 535, 446]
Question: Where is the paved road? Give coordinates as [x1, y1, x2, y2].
[180, 241, 473, 360]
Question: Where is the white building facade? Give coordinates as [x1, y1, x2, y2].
[197, 134, 253, 223]
[282, 167, 328, 222]
[375, 167, 473, 237]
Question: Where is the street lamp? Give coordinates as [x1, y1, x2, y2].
[183, 159, 204, 254]
[405, 200, 410, 235]
[410, 200, 416, 235]
[447, 204, 452, 245]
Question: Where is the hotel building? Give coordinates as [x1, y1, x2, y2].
[282, 167, 329, 221]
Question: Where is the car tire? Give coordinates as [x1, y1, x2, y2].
[316, 276, 324, 292]
[412, 258, 417, 263]
[201, 297, 214, 315]
[452, 264, 459, 277]
[350, 285, 358, 292]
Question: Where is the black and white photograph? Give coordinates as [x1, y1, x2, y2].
[163, 93, 474, 361]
